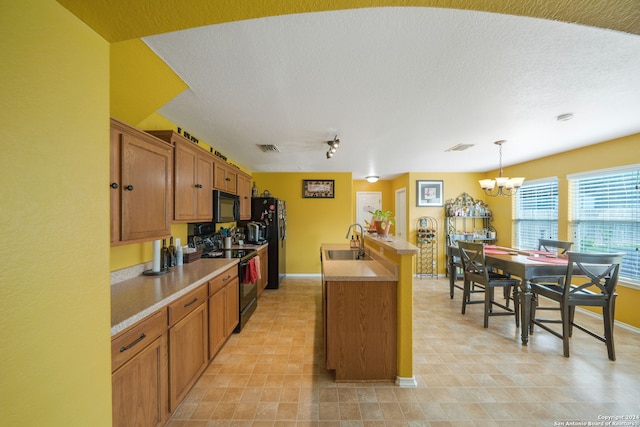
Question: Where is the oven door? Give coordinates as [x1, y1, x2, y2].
[239, 254, 258, 310]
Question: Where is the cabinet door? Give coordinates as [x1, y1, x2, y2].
[208, 287, 226, 359]
[110, 127, 122, 245]
[120, 133, 172, 242]
[112, 334, 168, 427]
[225, 278, 239, 336]
[169, 303, 208, 411]
[225, 167, 238, 194]
[257, 248, 269, 297]
[173, 141, 198, 221]
[195, 154, 213, 220]
[214, 161, 238, 193]
[238, 174, 252, 220]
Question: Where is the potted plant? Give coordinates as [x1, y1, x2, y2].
[368, 209, 395, 235]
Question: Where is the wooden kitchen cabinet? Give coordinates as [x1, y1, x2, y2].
[111, 310, 169, 427]
[324, 280, 397, 381]
[147, 130, 213, 223]
[208, 265, 239, 359]
[237, 172, 252, 220]
[168, 285, 208, 411]
[256, 246, 269, 297]
[110, 118, 173, 245]
[214, 158, 238, 194]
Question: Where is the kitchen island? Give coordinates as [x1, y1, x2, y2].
[321, 236, 418, 385]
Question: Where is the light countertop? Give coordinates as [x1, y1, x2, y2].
[321, 243, 397, 281]
[111, 258, 238, 336]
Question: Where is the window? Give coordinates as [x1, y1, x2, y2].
[514, 178, 559, 249]
[569, 165, 640, 283]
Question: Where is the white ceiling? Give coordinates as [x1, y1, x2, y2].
[143, 7, 640, 180]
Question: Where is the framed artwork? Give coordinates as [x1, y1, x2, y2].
[416, 180, 444, 207]
[302, 179, 335, 198]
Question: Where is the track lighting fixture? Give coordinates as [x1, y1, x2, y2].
[325, 135, 340, 159]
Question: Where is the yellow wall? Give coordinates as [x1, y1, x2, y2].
[0, 1, 112, 425]
[252, 172, 353, 274]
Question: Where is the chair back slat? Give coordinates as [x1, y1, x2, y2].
[565, 252, 625, 298]
[538, 239, 574, 255]
[457, 241, 489, 282]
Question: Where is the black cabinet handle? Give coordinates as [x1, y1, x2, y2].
[110, 182, 119, 189]
[225, 177, 231, 181]
[183, 297, 198, 308]
[124, 185, 134, 191]
[119, 333, 146, 352]
[195, 184, 203, 188]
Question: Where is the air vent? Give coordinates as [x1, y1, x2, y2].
[445, 143, 475, 152]
[257, 144, 280, 152]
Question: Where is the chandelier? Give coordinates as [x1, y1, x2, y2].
[478, 140, 525, 197]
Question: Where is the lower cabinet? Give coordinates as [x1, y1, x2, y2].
[257, 246, 269, 297]
[168, 285, 208, 411]
[111, 310, 169, 427]
[111, 266, 243, 426]
[324, 280, 397, 381]
[208, 265, 239, 359]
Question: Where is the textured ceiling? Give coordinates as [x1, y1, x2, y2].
[58, 1, 640, 179]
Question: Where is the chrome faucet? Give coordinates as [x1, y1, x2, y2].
[345, 223, 365, 257]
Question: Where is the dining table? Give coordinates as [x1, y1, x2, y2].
[483, 247, 570, 345]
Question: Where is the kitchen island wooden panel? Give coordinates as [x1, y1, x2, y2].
[325, 279, 397, 381]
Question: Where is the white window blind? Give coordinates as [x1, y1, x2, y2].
[569, 165, 640, 282]
[514, 178, 558, 249]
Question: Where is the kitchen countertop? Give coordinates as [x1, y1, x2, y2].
[111, 258, 238, 336]
[321, 243, 397, 281]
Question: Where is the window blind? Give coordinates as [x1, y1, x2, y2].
[514, 178, 558, 249]
[569, 166, 640, 282]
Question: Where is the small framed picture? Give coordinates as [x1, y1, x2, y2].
[416, 180, 443, 207]
[302, 179, 335, 198]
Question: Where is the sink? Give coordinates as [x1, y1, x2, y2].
[325, 249, 372, 261]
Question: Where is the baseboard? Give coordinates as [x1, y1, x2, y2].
[395, 376, 417, 388]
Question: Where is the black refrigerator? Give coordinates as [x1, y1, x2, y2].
[251, 197, 286, 289]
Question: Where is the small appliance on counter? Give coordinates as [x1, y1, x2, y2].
[245, 221, 267, 244]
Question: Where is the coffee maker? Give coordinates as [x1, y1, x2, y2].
[245, 221, 266, 244]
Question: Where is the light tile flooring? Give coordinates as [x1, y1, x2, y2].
[167, 276, 640, 426]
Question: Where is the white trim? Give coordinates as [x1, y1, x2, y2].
[575, 307, 640, 334]
[396, 376, 417, 388]
[521, 176, 558, 186]
[285, 273, 322, 278]
[567, 163, 640, 180]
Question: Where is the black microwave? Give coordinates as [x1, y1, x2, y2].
[213, 190, 240, 223]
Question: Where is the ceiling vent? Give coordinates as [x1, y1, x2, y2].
[257, 144, 280, 152]
[445, 143, 475, 152]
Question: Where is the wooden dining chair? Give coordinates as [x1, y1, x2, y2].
[529, 252, 625, 360]
[457, 241, 520, 328]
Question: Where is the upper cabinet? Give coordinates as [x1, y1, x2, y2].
[110, 118, 173, 245]
[213, 160, 238, 194]
[237, 173, 252, 220]
[147, 131, 214, 223]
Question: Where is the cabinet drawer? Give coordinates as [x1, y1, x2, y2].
[168, 285, 207, 326]
[111, 309, 167, 372]
[209, 265, 238, 295]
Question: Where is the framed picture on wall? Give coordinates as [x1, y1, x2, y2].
[302, 179, 335, 198]
[416, 180, 443, 207]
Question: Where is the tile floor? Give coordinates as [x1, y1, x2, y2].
[166, 276, 640, 426]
